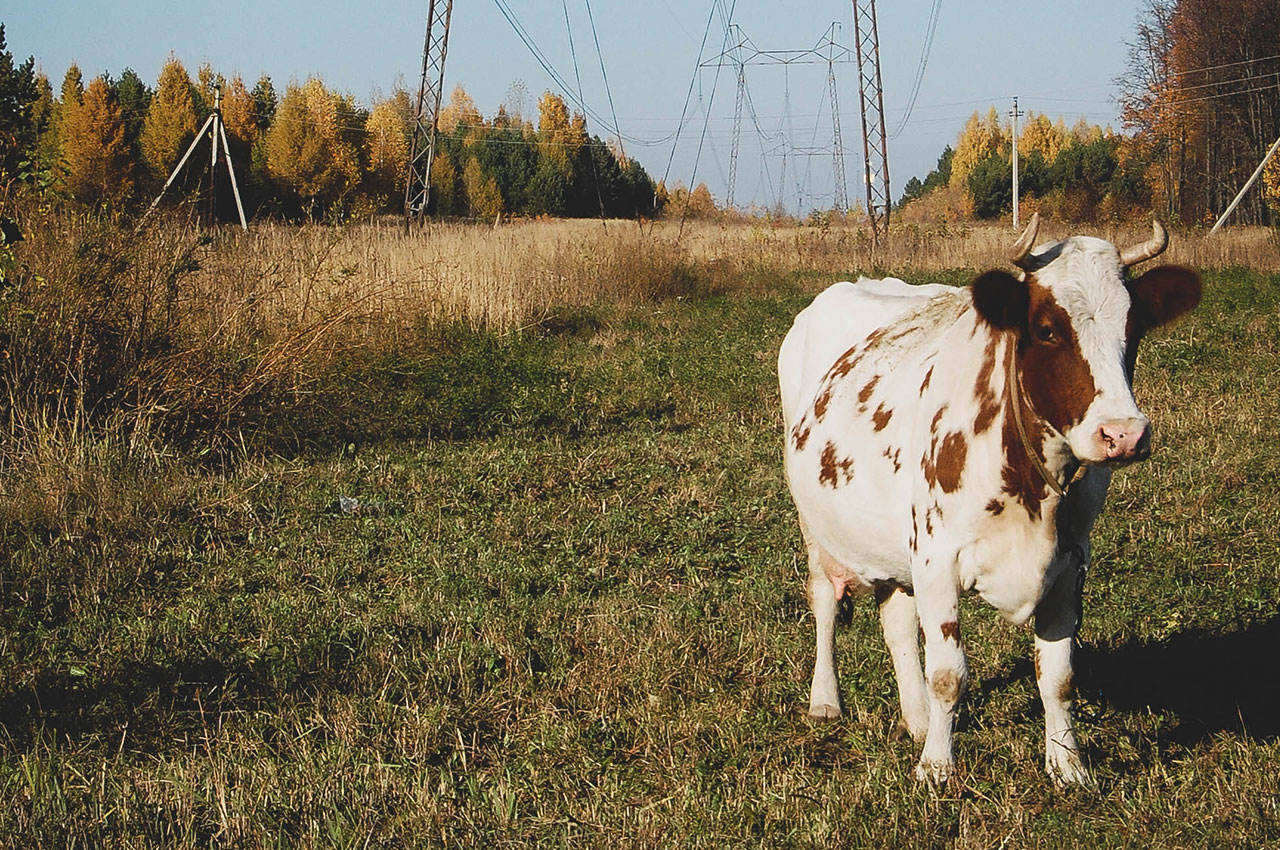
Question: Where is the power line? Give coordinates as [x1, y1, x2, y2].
[890, 0, 942, 139]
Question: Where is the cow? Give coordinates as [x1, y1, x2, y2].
[778, 214, 1201, 787]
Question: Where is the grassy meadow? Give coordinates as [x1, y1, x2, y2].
[2, 208, 1280, 847]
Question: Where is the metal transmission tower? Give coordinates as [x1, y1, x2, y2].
[851, 0, 891, 241]
[404, 0, 454, 228]
[702, 23, 852, 213]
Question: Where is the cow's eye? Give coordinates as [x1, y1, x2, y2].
[1034, 324, 1058, 344]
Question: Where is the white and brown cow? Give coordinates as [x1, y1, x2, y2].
[778, 214, 1201, 787]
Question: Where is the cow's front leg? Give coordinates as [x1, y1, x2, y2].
[1034, 563, 1093, 788]
[912, 547, 967, 787]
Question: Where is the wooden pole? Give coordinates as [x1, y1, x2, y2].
[144, 112, 217, 218]
[1210, 133, 1280, 233]
[217, 119, 249, 231]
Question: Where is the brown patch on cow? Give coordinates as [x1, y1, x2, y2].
[972, 334, 1003, 435]
[1033, 647, 1043, 682]
[933, 431, 968, 493]
[909, 506, 919, 552]
[940, 621, 960, 643]
[1058, 672, 1075, 703]
[818, 441, 854, 489]
[858, 374, 880, 405]
[929, 405, 948, 436]
[813, 387, 832, 422]
[924, 510, 933, 536]
[872, 403, 894, 432]
[824, 345, 864, 382]
[792, 421, 811, 451]
[919, 365, 934, 396]
[985, 498, 1004, 516]
[931, 669, 962, 704]
[1001, 388, 1049, 520]
[882, 446, 902, 473]
[872, 579, 910, 606]
[1018, 280, 1099, 434]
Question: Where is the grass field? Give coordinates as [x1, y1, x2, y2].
[2, 214, 1280, 846]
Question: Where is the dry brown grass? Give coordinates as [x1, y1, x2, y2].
[189, 216, 1280, 340]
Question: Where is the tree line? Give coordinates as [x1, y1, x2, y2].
[0, 26, 663, 222]
[901, 0, 1280, 226]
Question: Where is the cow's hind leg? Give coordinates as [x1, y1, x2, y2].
[805, 533, 842, 720]
[876, 583, 929, 741]
[1034, 563, 1094, 788]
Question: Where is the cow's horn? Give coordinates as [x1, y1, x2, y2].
[1119, 218, 1168, 268]
[1009, 211, 1041, 269]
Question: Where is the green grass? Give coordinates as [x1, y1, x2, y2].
[3, 269, 1280, 847]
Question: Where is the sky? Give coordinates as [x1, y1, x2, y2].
[6, 1, 1146, 214]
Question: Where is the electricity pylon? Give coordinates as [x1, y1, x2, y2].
[703, 23, 852, 213]
[851, 0, 890, 242]
[404, 0, 454, 228]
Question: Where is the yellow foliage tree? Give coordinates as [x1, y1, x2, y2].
[140, 56, 197, 179]
[364, 95, 410, 208]
[430, 149, 460, 215]
[264, 77, 361, 215]
[949, 107, 1008, 191]
[63, 76, 133, 205]
[220, 74, 257, 147]
[1262, 151, 1280, 220]
[462, 156, 503, 219]
[537, 91, 586, 163]
[438, 85, 483, 134]
[1018, 112, 1066, 162]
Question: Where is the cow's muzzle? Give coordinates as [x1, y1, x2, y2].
[1097, 418, 1151, 464]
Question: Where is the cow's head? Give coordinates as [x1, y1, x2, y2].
[970, 213, 1201, 465]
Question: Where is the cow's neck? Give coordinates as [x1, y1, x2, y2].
[997, 333, 1077, 521]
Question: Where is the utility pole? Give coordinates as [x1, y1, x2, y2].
[1010, 97, 1021, 230]
[851, 0, 890, 242]
[144, 84, 248, 231]
[1210, 132, 1280, 233]
[404, 0, 454, 229]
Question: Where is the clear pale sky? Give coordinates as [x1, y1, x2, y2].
[6, 1, 1145, 213]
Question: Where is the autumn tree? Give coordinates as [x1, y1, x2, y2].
[264, 77, 360, 217]
[438, 85, 483, 134]
[364, 92, 410, 210]
[949, 108, 1008, 191]
[1119, 0, 1280, 224]
[140, 56, 197, 181]
[462, 156, 502, 219]
[62, 76, 132, 205]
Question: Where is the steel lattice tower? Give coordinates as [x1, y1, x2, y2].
[851, 0, 890, 241]
[704, 23, 851, 213]
[404, 0, 454, 227]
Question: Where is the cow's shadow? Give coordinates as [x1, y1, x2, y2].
[981, 613, 1280, 746]
[1076, 613, 1280, 744]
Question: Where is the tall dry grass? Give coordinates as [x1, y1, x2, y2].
[2, 205, 1275, 534]
[190, 216, 1280, 343]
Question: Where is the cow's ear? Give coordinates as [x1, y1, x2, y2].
[971, 270, 1028, 331]
[1128, 265, 1202, 330]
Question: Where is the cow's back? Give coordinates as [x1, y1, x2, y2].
[778, 278, 963, 430]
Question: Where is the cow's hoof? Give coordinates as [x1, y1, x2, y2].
[1046, 754, 1096, 790]
[914, 759, 953, 790]
[807, 703, 841, 722]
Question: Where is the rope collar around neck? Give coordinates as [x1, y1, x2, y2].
[1004, 340, 1087, 499]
